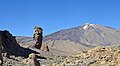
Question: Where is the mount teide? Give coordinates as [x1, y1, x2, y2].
[44, 23, 120, 47]
[16, 23, 120, 55]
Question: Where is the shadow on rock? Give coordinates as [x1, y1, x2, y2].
[0, 30, 39, 58]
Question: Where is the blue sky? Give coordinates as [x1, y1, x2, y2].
[0, 0, 120, 36]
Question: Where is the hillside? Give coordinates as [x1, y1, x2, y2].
[16, 23, 120, 56]
[44, 23, 120, 46]
[53, 46, 120, 66]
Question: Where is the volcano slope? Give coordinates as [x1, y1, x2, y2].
[17, 23, 120, 56]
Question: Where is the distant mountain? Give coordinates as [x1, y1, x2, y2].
[16, 23, 120, 56]
[15, 36, 34, 48]
[44, 23, 120, 46]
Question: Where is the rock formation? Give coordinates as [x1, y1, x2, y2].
[22, 53, 40, 66]
[44, 45, 49, 52]
[0, 30, 38, 58]
[40, 44, 45, 51]
[0, 32, 3, 65]
[40, 44, 49, 52]
[54, 46, 120, 66]
[33, 26, 43, 49]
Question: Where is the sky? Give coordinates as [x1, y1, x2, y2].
[0, 0, 120, 37]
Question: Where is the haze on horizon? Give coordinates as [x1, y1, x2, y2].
[0, 0, 120, 37]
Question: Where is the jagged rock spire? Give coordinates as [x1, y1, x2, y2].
[33, 26, 43, 49]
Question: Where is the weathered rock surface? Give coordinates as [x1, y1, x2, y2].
[0, 30, 43, 66]
[1, 30, 39, 58]
[40, 44, 49, 52]
[54, 46, 120, 66]
[33, 26, 43, 49]
[0, 30, 56, 66]
[22, 53, 40, 66]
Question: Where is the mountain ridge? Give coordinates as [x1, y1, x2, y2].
[43, 23, 120, 46]
[16, 23, 120, 56]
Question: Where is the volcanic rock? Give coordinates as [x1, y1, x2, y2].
[57, 46, 120, 66]
[22, 53, 40, 66]
[33, 26, 43, 49]
[0, 30, 38, 58]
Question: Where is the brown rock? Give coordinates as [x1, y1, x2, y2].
[22, 53, 40, 66]
[58, 46, 120, 66]
[44, 45, 49, 52]
[33, 26, 43, 49]
[61, 63, 65, 66]
[40, 44, 49, 52]
[40, 44, 45, 51]
[52, 63, 57, 66]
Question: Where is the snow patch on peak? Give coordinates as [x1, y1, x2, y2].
[83, 23, 94, 30]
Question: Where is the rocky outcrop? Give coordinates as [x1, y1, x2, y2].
[0, 30, 38, 58]
[33, 26, 43, 49]
[40, 44, 49, 52]
[0, 32, 3, 65]
[54, 46, 120, 66]
[22, 53, 40, 66]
